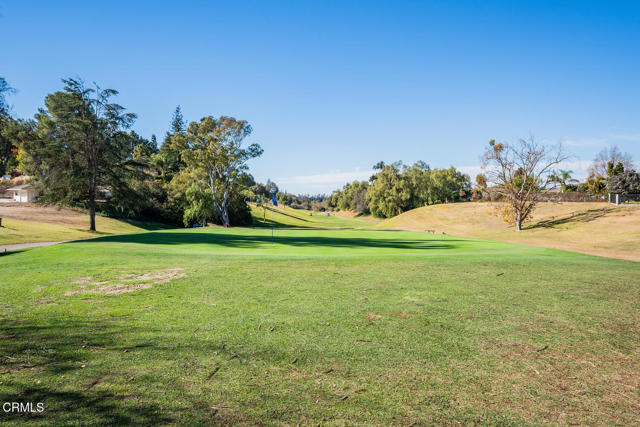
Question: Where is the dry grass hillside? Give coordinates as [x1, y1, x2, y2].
[376, 202, 640, 262]
[0, 203, 171, 245]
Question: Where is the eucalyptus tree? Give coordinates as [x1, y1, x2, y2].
[21, 78, 136, 231]
[172, 116, 263, 226]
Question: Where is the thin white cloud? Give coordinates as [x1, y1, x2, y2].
[559, 138, 606, 147]
[610, 133, 640, 142]
[462, 160, 592, 180]
[457, 165, 483, 178]
[277, 159, 598, 194]
[557, 160, 592, 180]
[558, 133, 640, 147]
[276, 170, 374, 185]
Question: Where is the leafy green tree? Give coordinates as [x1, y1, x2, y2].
[428, 167, 470, 204]
[607, 170, 640, 194]
[0, 77, 16, 117]
[0, 117, 33, 175]
[607, 161, 624, 178]
[277, 192, 291, 206]
[183, 183, 214, 226]
[0, 77, 24, 175]
[550, 169, 578, 192]
[171, 116, 263, 226]
[578, 172, 607, 195]
[366, 162, 411, 218]
[21, 78, 136, 231]
[363, 161, 469, 218]
[403, 161, 431, 207]
[331, 180, 370, 213]
[153, 107, 188, 185]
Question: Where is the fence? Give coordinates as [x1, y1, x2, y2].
[536, 192, 604, 202]
[609, 193, 640, 205]
[476, 190, 606, 203]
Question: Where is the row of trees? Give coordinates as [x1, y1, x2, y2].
[2, 76, 637, 233]
[329, 162, 471, 218]
[1, 77, 262, 230]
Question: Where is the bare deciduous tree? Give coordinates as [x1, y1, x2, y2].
[482, 137, 568, 231]
[590, 146, 634, 177]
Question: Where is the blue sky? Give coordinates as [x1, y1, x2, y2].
[2, 0, 639, 193]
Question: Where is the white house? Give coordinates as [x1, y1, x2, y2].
[7, 184, 39, 203]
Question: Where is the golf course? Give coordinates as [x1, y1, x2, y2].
[1, 222, 638, 425]
[3, 2, 640, 424]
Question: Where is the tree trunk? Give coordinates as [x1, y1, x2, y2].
[89, 197, 96, 231]
[88, 174, 96, 231]
[88, 146, 97, 232]
[514, 212, 522, 231]
[221, 204, 230, 227]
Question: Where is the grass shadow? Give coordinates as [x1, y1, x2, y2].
[109, 218, 177, 231]
[0, 318, 174, 425]
[527, 207, 616, 229]
[0, 249, 28, 257]
[72, 231, 465, 251]
[252, 206, 313, 228]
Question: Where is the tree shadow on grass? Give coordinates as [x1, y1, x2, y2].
[527, 207, 616, 229]
[0, 249, 27, 257]
[73, 231, 466, 251]
[0, 314, 319, 425]
[114, 218, 177, 231]
[0, 318, 174, 425]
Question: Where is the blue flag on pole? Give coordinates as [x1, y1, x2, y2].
[272, 193, 278, 206]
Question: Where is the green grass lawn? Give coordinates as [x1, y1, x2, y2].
[250, 204, 373, 229]
[0, 228, 638, 425]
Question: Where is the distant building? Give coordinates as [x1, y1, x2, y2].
[7, 184, 39, 203]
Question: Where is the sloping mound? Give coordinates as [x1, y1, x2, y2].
[249, 204, 371, 228]
[0, 203, 173, 246]
[376, 202, 640, 261]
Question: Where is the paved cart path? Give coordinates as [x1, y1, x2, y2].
[0, 240, 68, 253]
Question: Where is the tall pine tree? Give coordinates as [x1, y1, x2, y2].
[21, 78, 136, 231]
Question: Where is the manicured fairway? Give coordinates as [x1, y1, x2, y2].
[0, 228, 638, 425]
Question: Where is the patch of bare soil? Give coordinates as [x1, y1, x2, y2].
[65, 268, 185, 296]
[332, 210, 359, 219]
[365, 313, 382, 322]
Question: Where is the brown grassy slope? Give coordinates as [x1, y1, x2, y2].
[0, 203, 171, 245]
[375, 202, 640, 262]
[331, 210, 383, 223]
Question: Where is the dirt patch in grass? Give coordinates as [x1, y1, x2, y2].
[365, 313, 382, 321]
[65, 268, 185, 296]
[390, 311, 410, 318]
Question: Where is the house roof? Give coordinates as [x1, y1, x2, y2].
[7, 184, 35, 191]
